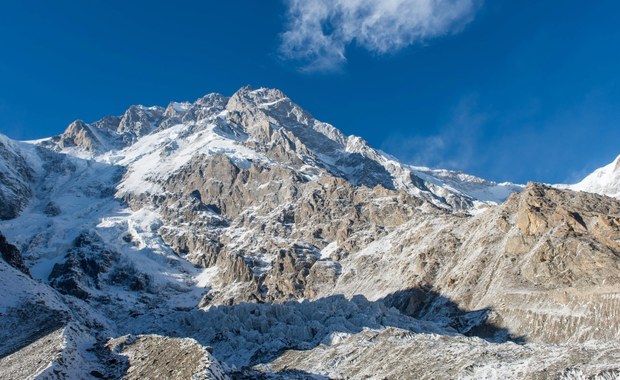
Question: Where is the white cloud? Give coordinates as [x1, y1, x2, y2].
[279, 0, 482, 72]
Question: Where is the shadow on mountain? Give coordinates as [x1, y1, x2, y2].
[381, 287, 526, 344]
[114, 286, 525, 376]
[331, 152, 396, 190]
[229, 368, 330, 380]
[0, 302, 68, 358]
[277, 121, 397, 190]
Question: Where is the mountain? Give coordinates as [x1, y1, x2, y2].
[1, 86, 619, 379]
[561, 155, 620, 199]
[39, 86, 520, 210]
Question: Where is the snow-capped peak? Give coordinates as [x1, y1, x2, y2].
[34, 86, 522, 210]
[565, 154, 620, 199]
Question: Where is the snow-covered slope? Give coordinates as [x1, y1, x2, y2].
[562, 154, 620, 199]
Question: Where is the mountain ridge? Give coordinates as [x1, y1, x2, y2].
[39, 85, 523, 211]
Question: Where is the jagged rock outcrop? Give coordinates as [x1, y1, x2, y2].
[136, 151, 426, 304]
[44, 105, 164, 153]
[48, 236, 115, 299]
[48, 232, 153, 299]
[117, 105, 163, 141]
[0, 232, 30, 276]
[55, 120, 102, 152]
[318, 183, 620, 345]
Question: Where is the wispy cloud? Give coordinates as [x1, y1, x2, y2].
[279, 0, 482, 72]
[381, 96, 489, 171]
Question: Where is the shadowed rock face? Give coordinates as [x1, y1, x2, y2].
[0, 232, 30, 276]
[0, 138, 33, 220]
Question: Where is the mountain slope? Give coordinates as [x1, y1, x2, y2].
[0, 135, 36, 219]
[315, 183, 620, 344]
[0, 86, 619, 379]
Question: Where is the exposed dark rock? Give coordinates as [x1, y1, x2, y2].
[43, 201, 61, 217]
[48, 232, 119, 299]
[108, 264, 152, 292]
[0, 232, 30, 276]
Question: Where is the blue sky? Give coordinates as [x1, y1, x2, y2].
[1, 0, 619, 184]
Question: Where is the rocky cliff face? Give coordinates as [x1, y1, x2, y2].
[318, 183, 620, 345]
[0, 135, 34, 220]
[0, 87, 619, 379]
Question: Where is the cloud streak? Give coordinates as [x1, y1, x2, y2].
[381, 96, 489, 171]
[279, 0, 482, 72]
